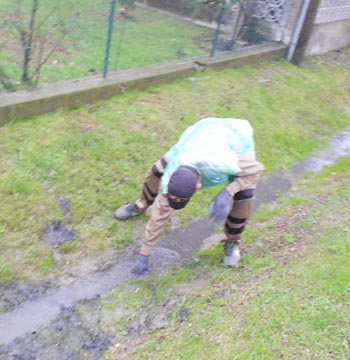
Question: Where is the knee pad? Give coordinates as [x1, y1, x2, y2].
[151, 158, 168, 178]
[234, 188, 254, 201]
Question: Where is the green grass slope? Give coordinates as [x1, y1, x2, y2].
[0, 49, 349, 284]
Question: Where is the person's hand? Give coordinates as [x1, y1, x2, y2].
[209, 187, 232, 222]
[132, 253, 149, 275]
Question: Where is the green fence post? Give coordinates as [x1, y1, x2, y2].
[210, 5, 225, 57]
[103, 0, 117, 78]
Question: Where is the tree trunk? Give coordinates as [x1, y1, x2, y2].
[22, 0, 39, 83]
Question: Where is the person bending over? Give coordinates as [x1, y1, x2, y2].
[115, 117, 265, 275]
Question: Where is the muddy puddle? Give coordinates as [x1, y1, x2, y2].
[0, 128, 349, 358]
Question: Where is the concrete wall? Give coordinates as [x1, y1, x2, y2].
[251, 0, 350, 57]
[0, 43, 287, 125]
[305, 19, 350, 56]
[305, 0, 350, 56]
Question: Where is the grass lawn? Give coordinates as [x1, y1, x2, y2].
[100, 156, 350, 359]
[0, 0, 213, 89]
[0, 48, 349, 286]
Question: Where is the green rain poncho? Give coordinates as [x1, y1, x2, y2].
[162, 118, 256, 193]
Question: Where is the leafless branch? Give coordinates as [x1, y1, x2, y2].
[34, 7, 58, 31]
[32, 29, 67, 80]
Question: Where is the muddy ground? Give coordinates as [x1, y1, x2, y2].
[0, 50, 349, 359]
[0, 125, 349, 359]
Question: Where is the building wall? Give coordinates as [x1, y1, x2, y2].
[306, 19, 350, 55]
[305, 0, 350, 55]
[251, 0, 350, 56]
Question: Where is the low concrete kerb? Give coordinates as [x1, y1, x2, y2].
[0, 42, 287, 125]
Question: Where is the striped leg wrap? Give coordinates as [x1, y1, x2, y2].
[224, 189, 254, 242]
[138, 157, 168, 210]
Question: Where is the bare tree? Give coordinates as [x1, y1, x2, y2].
[3, 0, 75, 87]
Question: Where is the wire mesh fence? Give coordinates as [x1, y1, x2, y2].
[0, 0, 294, 92]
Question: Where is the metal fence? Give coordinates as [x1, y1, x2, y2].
[0, 0, 298, 92]
[2, 0, 350, 93]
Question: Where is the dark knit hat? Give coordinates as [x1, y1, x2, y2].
[167, 166, 199, 210]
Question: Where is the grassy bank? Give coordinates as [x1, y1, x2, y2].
[99, 156, 350, 359]
[0, 49, 349, 283]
